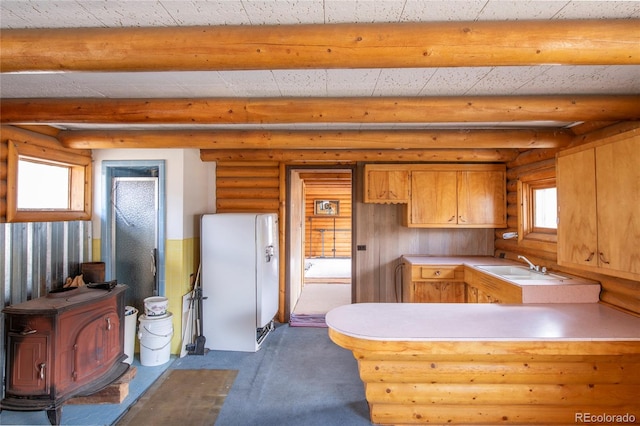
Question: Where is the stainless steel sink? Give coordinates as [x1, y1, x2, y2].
[475, 265, 567, 281]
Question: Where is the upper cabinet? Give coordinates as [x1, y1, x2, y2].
[404, 164, 507, 228]
[557, 131, 640, 281]
[364, 165, 410, 204]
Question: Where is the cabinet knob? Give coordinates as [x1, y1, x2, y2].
[20, 328, 37, 335]
[458, 215, 467, 223]
[434, 270, 441, 277]
[39, 363, 46, 380]
[598, 252, 610, 264]
[106, 317, 112, 331]
[585, 252, 595, 262]
[448, 216, 456, 222]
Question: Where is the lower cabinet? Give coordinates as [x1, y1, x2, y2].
[402, 264, 466, 303]
[402, 261, 522, 304]
[463, 267, 523, 304]
[466, 284, 505, 303]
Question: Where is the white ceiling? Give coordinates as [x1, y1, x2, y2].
[1, 0, 639, 132]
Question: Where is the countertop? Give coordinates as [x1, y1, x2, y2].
[402, 255, 601, 303]
[402, 255, 503, 266]
[326, 303, 640, 342]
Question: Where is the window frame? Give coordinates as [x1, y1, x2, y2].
[7, 139, 92, 223]
[517, 168, 557, 244]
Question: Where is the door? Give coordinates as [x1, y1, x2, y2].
[595, 137, 640, 275]
[287, 167, 354, 324]
[256, 214, 279, 328]
[457, 170, 506, 226]
[103, 162, 165, 314]
[410, 170, 457, 226]
[288, 171, 305, 316]
[557, 149, 598, 269]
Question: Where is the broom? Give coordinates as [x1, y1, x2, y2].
[189, 264, 207, 355]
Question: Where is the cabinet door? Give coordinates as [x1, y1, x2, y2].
[409, 171, 457, 226]
[439, 282, 466, 302]
[457, 170, 506, 226]
[412, 282, 465, 302]
[6, 333, 50, 396]
[595, 137, 640, 276]
[466, 285, 478, 303]
[365, 169, 410, 203]
[557, 149, 598, 269]
[72, 309, 121, 385]
[412, 282, 441, 302]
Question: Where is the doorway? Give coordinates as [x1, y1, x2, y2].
[102, 161, 166, 314]
[287, 167, 353, 326]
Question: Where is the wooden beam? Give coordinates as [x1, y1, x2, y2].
[200, 149, 519, 163]
[2, 20, 638, 72]
[58, 129, 572, 150]
[3, 96, 639, 125]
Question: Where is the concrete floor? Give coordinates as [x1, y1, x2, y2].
[0, 357, 172, 426]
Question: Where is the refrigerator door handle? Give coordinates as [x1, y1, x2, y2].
[265, 245, 275, 262]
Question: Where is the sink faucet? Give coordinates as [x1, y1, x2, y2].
[518, 255, 540, 272]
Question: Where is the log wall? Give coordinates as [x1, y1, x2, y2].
[215, 161, 280, 213]
[495, 123, 640, 316]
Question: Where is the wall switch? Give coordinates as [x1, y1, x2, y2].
[357, 245, 367, 251]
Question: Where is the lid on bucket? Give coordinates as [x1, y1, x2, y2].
[139, 312, 172, 321]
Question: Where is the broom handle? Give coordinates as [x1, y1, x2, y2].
[195, 264, 204, 337]
[193, 264, 202, 336]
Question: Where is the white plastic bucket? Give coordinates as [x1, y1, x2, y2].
[138, 312, 173, 366]
[143, 296, 168, 317]
[124, 306, 138, 364]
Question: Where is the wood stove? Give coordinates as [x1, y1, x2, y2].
[1, 285, 129, 425]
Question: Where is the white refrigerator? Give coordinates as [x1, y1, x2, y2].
[201, 213, 279, 352]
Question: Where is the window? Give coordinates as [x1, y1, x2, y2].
[517, 169, 557, 243]
[7, 140, 92, 222]
[532, 187, 557, 231]
[18, 159, 71, 209]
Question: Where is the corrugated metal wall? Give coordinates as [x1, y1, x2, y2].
[0, 220, 91, 399]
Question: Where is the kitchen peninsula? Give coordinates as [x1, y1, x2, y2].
[327, 303, 640, 425]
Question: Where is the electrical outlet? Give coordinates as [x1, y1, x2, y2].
[357, 245, 367, 251]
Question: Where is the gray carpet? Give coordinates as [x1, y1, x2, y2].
[171, 324, 371, 426]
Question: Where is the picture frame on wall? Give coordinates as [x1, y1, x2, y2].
[314, 200, 339, 216]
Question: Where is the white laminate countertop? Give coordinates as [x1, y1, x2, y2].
[402, 255, 502, 265]
[402, 255, 601, 303]
[326, 303, 640, 342]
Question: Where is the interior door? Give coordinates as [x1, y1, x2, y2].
[288, 171, 305, 318]
[111, 176, 158, 313]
